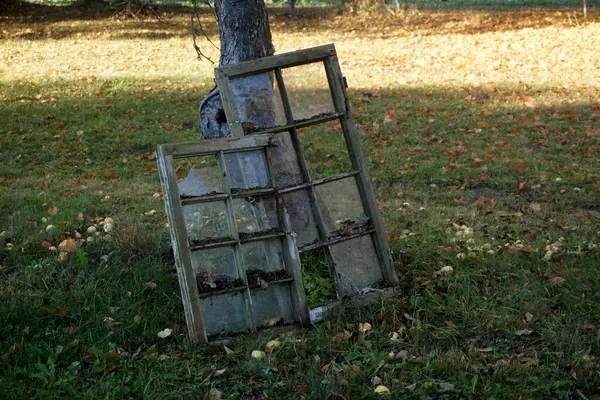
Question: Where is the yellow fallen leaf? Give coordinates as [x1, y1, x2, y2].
[266, 340, 281, 350]
[251, 350, 266, 360]
[374, 385, 391, 396]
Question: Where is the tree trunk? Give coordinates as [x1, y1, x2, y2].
[199, 0, 275, 139]
[215, 0, 274, 66]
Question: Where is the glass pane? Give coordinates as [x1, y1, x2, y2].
[191, 246, 238, 278]
[329, 235, 383, 297]
[234, 197, 279, 237]
[201, 293, 249, 336]
[314, 177, 367, 235]
[283, 190, 319, 248]
[230, 73, 287, 133]
[297, 120, 351, 180]
[267, 132, 304, 189]
[183, 202, 230, 244]
[175, 155, 222, 198]
[225, 150, 270, 192]
[241, 239, 288, 286]
[282, 62, 335, 122]
[251, 284, 295, 327]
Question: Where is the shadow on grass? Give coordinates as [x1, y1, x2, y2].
[0, 77, 598, 192]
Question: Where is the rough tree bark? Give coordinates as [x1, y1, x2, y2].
[199, 0, 275, 139]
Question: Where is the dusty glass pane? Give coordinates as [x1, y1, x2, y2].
[283, 190, 319, 248]
[329, 235, 383, 297]
[230, 73, 287, 133]
[267, 132, 304, 189]
[225, 150, 270, 191]
[314, 177, 367, 235]
[297, 120, 352, 180]
[241, 239, 286, 275]
[191, 246, 238, 278]
[183, 202, 230, 244]
[175, 156, 222, 198]
[251, 284, 295, 327]
[282, 62, 335, 122]
[233, 197, 279, 236]
[201, 293, 249, 336]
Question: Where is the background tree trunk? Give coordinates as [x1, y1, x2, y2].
[215, 0, 274, 66]
[199, 0, 274, 139]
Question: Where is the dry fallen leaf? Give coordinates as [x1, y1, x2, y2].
[529, 203, 542, 213]
[103, 317, 115, 328]
[525, 312, 534, 322]
[334, 330, 352, 342]
[515, 328, 533, 336]
[505, 244, 533, 253]
[58, 238, 76, 253]
[206, 388, 223, 400]
[157, 328, 173, 338]
[549, 276, 565, 286]
[359, 322, 372, 333]
[518, 181, 528, 191]
[438, 382, 456, 392]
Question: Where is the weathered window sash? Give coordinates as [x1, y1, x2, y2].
[214, 44, 398, 297]
[157, 136, 310, 343]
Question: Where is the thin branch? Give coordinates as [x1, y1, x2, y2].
[191, 0, 219, 64]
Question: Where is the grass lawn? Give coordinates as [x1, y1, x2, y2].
[1, 2, 600, 398]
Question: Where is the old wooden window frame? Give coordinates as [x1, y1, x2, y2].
[157, 136, 311, 343]
[214, 43, 398, 296]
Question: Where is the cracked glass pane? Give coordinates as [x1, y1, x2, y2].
[201, 293, 249, 336]
[314, 177, 367, 235]
[175, 156, 222, 198]
[282, 63, 335, 122]
[225, 150, 270, 191]
[183, 202, 231, 244]
[329, 235, 383, 297]
[283, 189, 319, 248]
[230, 73, 287, 133]
[233, 196, 278, 237]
